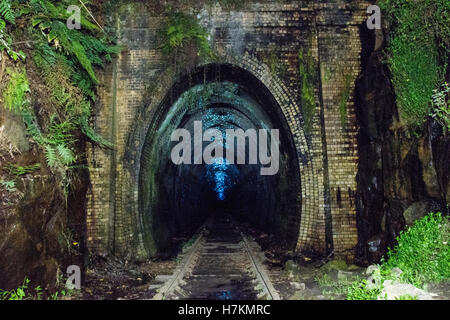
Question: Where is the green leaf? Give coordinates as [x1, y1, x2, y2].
[56, 144, 75, 165]
[45, 145, 58, 168]
[2, 68, 30, 113]
[0, 0, 15, 24]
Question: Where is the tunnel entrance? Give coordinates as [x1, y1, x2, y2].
[138, 64, 302, 258]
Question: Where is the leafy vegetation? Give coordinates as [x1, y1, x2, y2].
[317, 213, 449, 300]
[0, 178, 15, 192]
[298, 48, 317, 135]
[2, 67, 30, 113]
[0, 0, 118, 197]
[347, 212, 450, 299]
[346, 279, 381, 300]
[386, 36, 443, 125]
[430, 82, 450, 134]
[4, 163, 40, 176]
[382, 212, 449, 287]
[0, 0, 26, 60]
[0, 278, 30, 300]
[262, 46, 287, 77]
[395, 294, 418, 300]
[0, 277, 70, 300]
[30, 0, 118, 85]
[0, 0, 15, 23]
[379, 0, 449, 128]
[159, 11, 213, 60]
[0, 3, 117, 299]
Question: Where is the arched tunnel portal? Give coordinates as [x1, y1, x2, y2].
[139, 64, 302, 257]
[86, 1, 363, 261]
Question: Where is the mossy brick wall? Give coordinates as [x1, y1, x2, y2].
[87, 0, 371, 261]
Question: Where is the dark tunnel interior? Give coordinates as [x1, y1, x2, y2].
[139, 64, 302, 258]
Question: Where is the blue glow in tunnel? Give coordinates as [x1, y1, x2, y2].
[205, 158, 236, 201]
[214, 170, 226, 200]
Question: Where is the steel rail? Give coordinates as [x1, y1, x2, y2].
[241, 233, 281, 300]
[152, 233, 204, 300]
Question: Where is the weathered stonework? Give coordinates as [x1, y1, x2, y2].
[87, 1, 371, 261]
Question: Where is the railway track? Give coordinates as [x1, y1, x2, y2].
[152, 214, 281, 300]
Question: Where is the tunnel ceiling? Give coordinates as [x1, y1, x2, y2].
[138, 64, 302, 257]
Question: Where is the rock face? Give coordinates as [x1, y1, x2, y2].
[354, 31, 450, 264]
[1, 112, 30, 153]
[0, 169, 89, 291]
[0, 138, 88, 291]
[0, 175, 66, 290]
[403, 201, 442, 226]
[364, 265, 439, 300]
[380, 280, 437, 300]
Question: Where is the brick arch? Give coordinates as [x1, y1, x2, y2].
[86, 52, 328, 261]
[114, 54, 320, 259]
[86, 1, 364, 262]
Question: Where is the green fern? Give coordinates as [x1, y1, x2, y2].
[45, 145, 58, 168]
[33, 20, 99, 83]
[32, 36, 56, 67]
[47, 117, 75, 146]
[30, 0, 98, 31]
[0, 0, 15, 24]
[0, 0, 116, 202]
[27, 0, 119, 152]
[160, 12, 213, 59]
[430, 82, 450, 133]
[1, 0, 115, 181]
[2, 68, 30, 113]
[4, 163, 41, 176]
[80, 116, 114, 149]
[32, 40, 111, 139]
[56, 144, 75, 165]
[32, 39, 114, 149]
[44, 144, 75, 168]
[30, 0, 120, 86]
